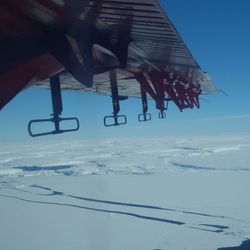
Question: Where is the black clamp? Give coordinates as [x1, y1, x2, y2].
[104, 71, 127, 127]
[158, 110, 167, 119]
[28, 75, 80, 137]
[104, 114, 127, 127]
[28, 117, 79, 137]
[138, 87, 151, 122]
[158, 98, 170, 119]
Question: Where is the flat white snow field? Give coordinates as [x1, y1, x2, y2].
[0, 135, 250, 250]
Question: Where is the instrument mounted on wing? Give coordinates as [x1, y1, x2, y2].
[28, 75, 80, 137]
[0, 0, 217, 137]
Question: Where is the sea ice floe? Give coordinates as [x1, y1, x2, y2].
[0, 168, 23, 177]
[0, 135, 249, 178]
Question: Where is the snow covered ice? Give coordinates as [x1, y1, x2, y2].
[0, 135, 250, 250]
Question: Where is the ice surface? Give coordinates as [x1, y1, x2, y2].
[0, 135, 250, 250]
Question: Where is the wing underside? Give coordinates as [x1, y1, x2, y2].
[0, 0, 216, 111]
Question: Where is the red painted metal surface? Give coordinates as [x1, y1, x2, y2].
[0, 0, 215, 111]
[0, 54, 63, 109]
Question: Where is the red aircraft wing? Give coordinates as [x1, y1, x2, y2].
[0, 0, 216, 113]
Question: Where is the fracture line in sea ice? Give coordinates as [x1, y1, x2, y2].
[0, 194, 185, 226]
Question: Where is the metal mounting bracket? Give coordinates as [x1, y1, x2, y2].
[28, 75, 80, 137]
[104, 71, 127, 127]
[138, 86, 151, 122]
[158, 110, 167, 119]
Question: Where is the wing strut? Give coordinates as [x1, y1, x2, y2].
[138, 85, 151, 122]
[128, 69, 166, 118]
[28, 74, 80, 137]
[104, 71, 127, 127]
[147, 69, 167, 119]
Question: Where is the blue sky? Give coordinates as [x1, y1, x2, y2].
[0, 0, 250, 142]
